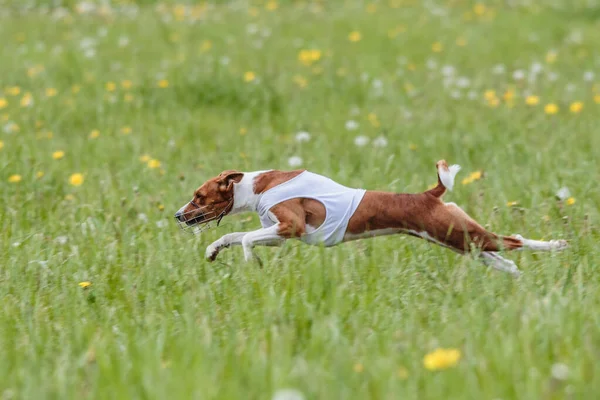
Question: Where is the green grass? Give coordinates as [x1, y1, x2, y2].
[1, 0, 599, 398]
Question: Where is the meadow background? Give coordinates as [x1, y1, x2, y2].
[1, 0, 599, 398]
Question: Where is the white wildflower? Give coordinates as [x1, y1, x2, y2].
[456, 77, 470, 88]
[441, 65, 455, 77]
[272, 389, 305, 400]
[583, 71, 594, 82]
[55, 236, 68, 245]
[345, 120, 359, 131]
[118, 36, 130, 47]
[373, 136, 388, 148]
[287, 156, 303, 167]
[138, 213, 148, 223]
[551, 363, 569, 381]
[556, 187, 571, 201]
[354, 135, 369, 147]
[530, 62, 543, 74]
[512, 69, 525, 80]
[295, 131, 311, 143]
[492, 64, 506, 74]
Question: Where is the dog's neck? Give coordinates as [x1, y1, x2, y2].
[229, 171, 270, 215]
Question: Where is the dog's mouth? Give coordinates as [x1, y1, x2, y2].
[174, 199, 232, 234]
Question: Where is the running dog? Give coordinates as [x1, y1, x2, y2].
[175, 161, 568, 277]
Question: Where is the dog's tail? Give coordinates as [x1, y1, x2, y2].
[427, 160, 461, 198]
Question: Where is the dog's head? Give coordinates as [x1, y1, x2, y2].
[174, 170, 244, 232]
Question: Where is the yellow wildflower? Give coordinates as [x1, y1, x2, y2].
[158, 204, 165, 211]
[569, 101, 583, 114]
[566, 197, 576, 206]
[432, 42, 443, 53]
[0, 140, 3, 150]
[139, 154, 151, 162]
[473, 3, 486, 15]
[545, 51, 557, 64]
[487, 97, 500, 108]
[105, 81, 116, 92]
[507, 201, 519, 207]
[71, 85, 81, 94]
[462, 171, 483, 185]
[20, 92, 33, 107]
[525, 95, 539, 106]
[243, 71, 256, 82]
[121, 126, 132, 135]
[200, 40, 212, 52]
[69, 173, 84, 186]
[484, 90, 496, 101]
[544, 103, 559, 115]
[293, 75, 308, 88]
[456, 37, 467, 46]
[36, 171, 44, 179]
[298, 49, 322, 66]
[27, 65, 43, 78]
[158, 79, 169, 88]
[121, 80, 133, 89]
[409, 143, 418, 151]
[368, 112, 380, 127]
[0, 98, 7, 109]
[594, 94, 600, 104]
[397, 366, 409, 379]
[124, 94, 134, 102]
[348, 31, 362, 42]
[265, 0, 278, 11]
[6, 86, 21, 96]
[470, 171, 482, 180]
[8, 174, 22, 183]
[503, 90, 515, 101]
[78, 281, 92, 288]
[423, 348, 461, 371]
[64, 194, 75, 201]
[239, 127, 247, 135]
[366, 3, 377, 13]
[45, 88, 58, 97]
[147, 159, 161, 169]
[89, 129, 100, 139]
[353, 363, 364, 373]
[52, 150, 65, 160]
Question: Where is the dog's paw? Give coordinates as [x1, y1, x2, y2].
[205, 244, 220, 262]
[552, 239, 569, 251]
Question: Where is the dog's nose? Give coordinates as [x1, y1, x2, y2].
[174, 204, 187, 221]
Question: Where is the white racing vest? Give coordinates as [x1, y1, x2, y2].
[256, 171, 366, 247]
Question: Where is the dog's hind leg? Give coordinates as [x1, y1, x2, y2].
[511, 234, 568, 252]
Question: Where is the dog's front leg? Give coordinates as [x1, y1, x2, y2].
[205, 232, 248, 261]
[241, 225, 285, 263]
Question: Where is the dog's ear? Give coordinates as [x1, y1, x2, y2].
[217, 170, 244, 192]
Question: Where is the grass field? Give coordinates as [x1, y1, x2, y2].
[1, 0, 600, 398]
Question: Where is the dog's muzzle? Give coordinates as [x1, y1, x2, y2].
[174, 199, 232, 234]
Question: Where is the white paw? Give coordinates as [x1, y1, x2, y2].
[243, 246, 254, 262]
[552, 239, 569, 251]
[510, 268, 522, 278]
[205, 243, 220, 261]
